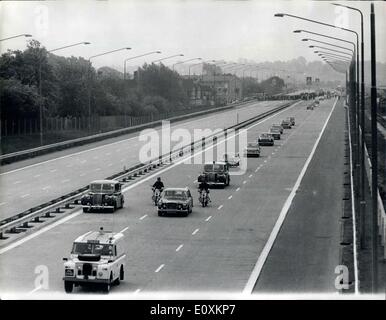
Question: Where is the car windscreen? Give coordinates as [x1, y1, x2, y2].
[163, 190, 187, 200]
[72, 242, 115, 256]
[204, 164, 224, 172]
[260, 134, 269, 138]
[247, 143, 257, 147]
[90, 183, 102, 192]
[102, 183, 114, 192]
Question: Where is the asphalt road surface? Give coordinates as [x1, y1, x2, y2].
[0, 98, 339, 298]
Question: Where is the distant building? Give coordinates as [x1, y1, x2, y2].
[183, 74, 243, 107]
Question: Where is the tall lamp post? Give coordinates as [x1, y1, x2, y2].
[172, 57, 202, 71]
[152, 54, 184, 64]
[88, 47, 131, 132]
[0, 34, 32, 42]
[123, 51, 161, 80]
[38, 41, 91, 145]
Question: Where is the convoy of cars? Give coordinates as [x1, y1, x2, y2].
[67, 104, 300, 292]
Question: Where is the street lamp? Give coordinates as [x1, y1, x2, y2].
[151, 54, 184, 64]
[309, 45, 353, 57]
[38, 41, 91, 145]
[302, 38, 354, 54]
[172, 57, 202, 71]
[0, 34, 32, 42]
[315, 51, 352, 60]
[123, 51, 161, 80]
[188, 59, 215, 78]
[332, 4, 367, 265]
[87, 47, 131, 131]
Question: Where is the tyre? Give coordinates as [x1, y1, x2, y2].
[158, 211, 163, 217]
[64, 281, 73, 293]
[103, 275, 112, 293]
[82, 208, 89, 213]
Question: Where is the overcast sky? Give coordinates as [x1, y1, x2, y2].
[1, 0, 385, 72]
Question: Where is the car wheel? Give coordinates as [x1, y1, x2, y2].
[64, 281, 73, 293]
[82, 208, 88, 213]
[158, 211, 163, 217]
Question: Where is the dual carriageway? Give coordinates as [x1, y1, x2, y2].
[0, 97, 346, 297]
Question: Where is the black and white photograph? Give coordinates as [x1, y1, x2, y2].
[0, 0, 385, 306]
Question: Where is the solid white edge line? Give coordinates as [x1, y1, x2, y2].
[346, 105, 360, 295]
[0, 101, 302, 255]
[242, 97, 338, 294]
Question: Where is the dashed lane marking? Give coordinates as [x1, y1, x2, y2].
[192, 228, 199, 235]
[33, 174, 41, 178]
[42, 186, 51, 190]
[228, 195, 233, 200]
[218, 205, 223, 210]
[50, 169, 57, 173]
[176, 244, 184, 252]
[155, 264, 165, 273]
[205, 216, 212, 222]
[243, 180, 247, 184]
[139, 214, 148, 220]
[120, 226, 129, 233]
[249, 174, 253, 178]
[236, 187, 240, 192]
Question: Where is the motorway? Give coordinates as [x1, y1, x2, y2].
[0, 97, 340, 297]
[0, 100, 285, 221]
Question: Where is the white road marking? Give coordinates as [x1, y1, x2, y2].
[33, 174, 41, 178]
[193, 179, 197, 183]
[243, 97, 338, 294]
[107, 163, 113, 167]
[105, 152, 111, 156]
[61, 179, 70, 183]
[50, 169, 57, 173]
[120, 226, 129, 233]
[249, 174, 253, 178]
[134, 289, 141, 294]
[272, 152, 275, 155]
[42, 186, 51, 190]
[255, 168, 259, 172]
[218, 205, 223, 210]
[155, 264, 165, 273]
[13, 181, 21, 184]
[80, 173, 86, 176]
[0, 202, 5, 206]
[120, 159, 125, 162]
[176, 244, 184, 252]
[228, 195, 233, 200]
[192, 228, 199, 235]
[95, 168, 101, 171]
[139, 214, 148, 220]
[21, 194, 30, 198]
[243, 180, 247, 184]
[236, 187, 240, 192]
[205, 216, 212, 222]
[264, 160, 267, 163]
[0, 101, 303, 254]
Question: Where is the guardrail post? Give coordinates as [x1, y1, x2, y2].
[169, 151, 172, 163]
[202, 137, 205, 149]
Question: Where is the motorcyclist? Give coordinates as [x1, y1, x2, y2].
[152, 177, 164, 191]
[198, 177, 211, 203]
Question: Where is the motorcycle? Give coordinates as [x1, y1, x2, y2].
[198, 189, 209, 207]
[152, 188, 162, 206]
